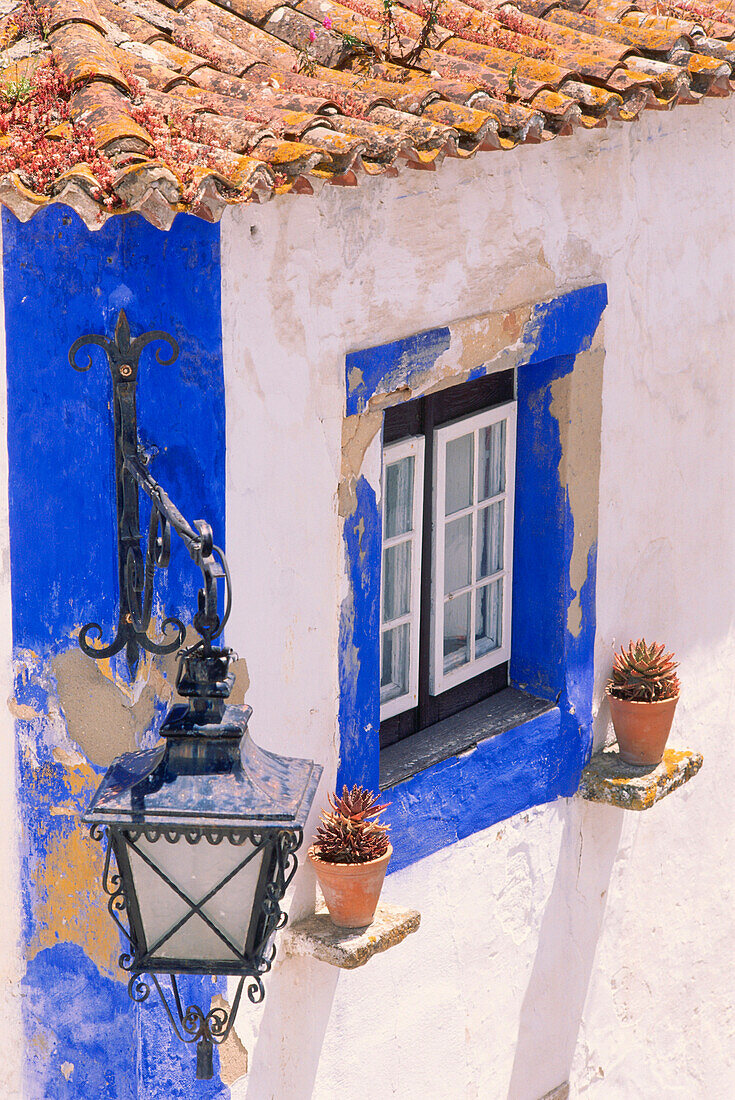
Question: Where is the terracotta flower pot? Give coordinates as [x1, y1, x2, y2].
[607, 691, 679, 766]
[308, 844, 392, 928]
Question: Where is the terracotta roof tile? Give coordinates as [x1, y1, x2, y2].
[71, 78, 154, 150]
[0, 0, 733, 224]
[94, 0, 162, 41]
[49, 21, 131, 87]
[40, 0, 109, 34]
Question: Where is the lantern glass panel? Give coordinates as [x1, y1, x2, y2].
[126, 833, 267, 963]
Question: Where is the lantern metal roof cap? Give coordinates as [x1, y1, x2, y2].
[84, 701, 323, 832]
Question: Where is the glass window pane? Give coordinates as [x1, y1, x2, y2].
[382, 541, 411, 622]
[445, 433, 474, 515]
[477, 501, 504, 580]
[381, 623, 410, 704]
[443, 592, 470, 673]
[444, 514, 472, 595]
[476, 580, 503, 658]
[479, 420, 506, 501]
[384, 455, 414, 539]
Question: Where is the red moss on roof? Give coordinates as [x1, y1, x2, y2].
[0, 0, 731, 227]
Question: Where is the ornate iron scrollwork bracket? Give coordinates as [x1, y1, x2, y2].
[70, 311, 231, 677]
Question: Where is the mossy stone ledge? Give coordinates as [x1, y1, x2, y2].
[579, 748, 703, 811]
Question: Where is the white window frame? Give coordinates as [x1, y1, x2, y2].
[430, 401, 517, 696]
[379, 436, 424, 721]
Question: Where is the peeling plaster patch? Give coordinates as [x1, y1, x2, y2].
[60, 1061, 74, 1081]
[444, 305, 532, 376]
[211, 994, 248, 1086]
[339, 410, 382, 518]
[491, 248, 558, 314]
[53, 647, 175, 768]
[27, 808, 122, 980]
[550, 346, 604, 637]
[345, 326, 451, 415]
[7, 697, 41, 720]
[52, 745, 85, 768]
[228, 658, 250, 703]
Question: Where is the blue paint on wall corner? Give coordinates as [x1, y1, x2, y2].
[337, 476, 380, 793]
[23, 944, 137, 1100]
[2, 206, 225, 654]
[3, 205, 229, 1095]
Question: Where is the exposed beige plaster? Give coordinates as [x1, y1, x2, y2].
[550, 344, 604, 636]
[25, 760, 122, 980]
[52, 647, 177, 768]
[339, 410, 382, 517]
[337, 301, 540, 517]
[6, 698, 41, 720]
[228, 657, 250, 703]
[347, 365, 363, 394]
[448, 304, 533, 375]
[52, 746, 85, 768]
[53, 643, 250, 764]
[211, 994, 249, 1086]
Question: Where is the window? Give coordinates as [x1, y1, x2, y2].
[380, 436, 424, 720]
[379, 371, 517, 748]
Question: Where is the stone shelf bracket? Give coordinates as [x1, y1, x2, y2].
[579, 747, 703, 811]
[282, 902, 421, 970]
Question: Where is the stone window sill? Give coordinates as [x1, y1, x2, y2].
[379, 687, 555, 790]
[579, 747, 703, 811]
[283, 902, 421, 969]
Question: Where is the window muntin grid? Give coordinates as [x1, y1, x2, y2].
[379, 436, 424, 720]
[431, 403, 516, 695]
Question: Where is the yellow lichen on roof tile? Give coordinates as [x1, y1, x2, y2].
[0, 0, 733, 224]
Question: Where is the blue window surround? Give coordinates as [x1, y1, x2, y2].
[338, 285, 608, 874]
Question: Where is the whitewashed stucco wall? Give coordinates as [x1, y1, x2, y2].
[219, 95, 735, 1100]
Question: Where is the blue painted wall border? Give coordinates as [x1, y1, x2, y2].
[338, 285, 607, 873]
[3, 206, 229, 1100]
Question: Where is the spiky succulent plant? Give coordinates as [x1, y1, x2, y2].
[607, 639, 680, 702]
[312, 785, 390, 864]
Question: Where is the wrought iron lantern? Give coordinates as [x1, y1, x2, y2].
[72, 313, 322, 1079]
